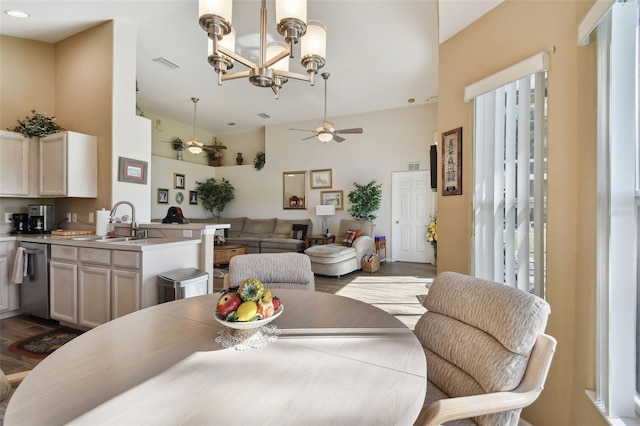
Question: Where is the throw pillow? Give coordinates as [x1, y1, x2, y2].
[343, 230, 357, 247]
[289, 230, 303, 240]
[291, 224, 308, 240]
[349, 228, 363, 240]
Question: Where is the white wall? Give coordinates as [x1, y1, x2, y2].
[149, 103, 436, 244]
[111, 20, 152, 222]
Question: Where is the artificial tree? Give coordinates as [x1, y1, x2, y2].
[347, 180, 382, 221]
[195, 177, 235, 219]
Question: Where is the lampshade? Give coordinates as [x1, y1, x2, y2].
[276, 0, 306, 24]
[199, 0, 232, 23]
[301, 20, 327, 59]
[267, 42, 289, 72]
[316, 204, 335, 216]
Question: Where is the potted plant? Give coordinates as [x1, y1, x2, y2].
[205, 138, 226, 167]
[254, 151, 265, 170]
[347, 180, 382, 221]
[195, 177, 235, 219]
[9, 110, 65, 138]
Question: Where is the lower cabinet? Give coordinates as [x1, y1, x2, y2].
[50, 245, 141, 328]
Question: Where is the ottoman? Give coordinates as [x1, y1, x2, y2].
[304, 244, 359, 277]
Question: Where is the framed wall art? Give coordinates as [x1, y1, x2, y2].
[310, 169, 332, 189]
[321, 190, 344, 210]
[442, 127, 462, 196]
[189, 190, 198, 205]
[118, 157, 148, 185]
[157, 188, 169, 204]
[174, 173, 186, 189]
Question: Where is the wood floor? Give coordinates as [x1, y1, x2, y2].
[0, 260, 436, 376]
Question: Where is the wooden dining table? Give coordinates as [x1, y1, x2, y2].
[5, 290, 427, 425]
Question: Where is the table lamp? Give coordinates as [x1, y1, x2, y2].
[316, 204, 335, 236]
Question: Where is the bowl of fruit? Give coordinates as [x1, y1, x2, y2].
[214, 278, 283, 331]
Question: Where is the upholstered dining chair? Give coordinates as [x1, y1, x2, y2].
[222, 252, 315, 291]
[413, 272, 556, 426]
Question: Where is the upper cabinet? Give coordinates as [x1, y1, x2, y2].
[0, 130, 38, 197]
[39, 131, 97, 198]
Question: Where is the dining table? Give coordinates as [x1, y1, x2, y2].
[5, 290, 427, 425]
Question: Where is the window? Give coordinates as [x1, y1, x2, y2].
[590, 0, 639, 421]
[469, 56, 548, 298]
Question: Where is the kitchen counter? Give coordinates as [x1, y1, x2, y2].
[3, 233, 200, 252]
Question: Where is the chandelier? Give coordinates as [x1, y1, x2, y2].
[199, 0, 327, 99]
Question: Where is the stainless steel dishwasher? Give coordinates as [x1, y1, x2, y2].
[18, 241, 50, 319]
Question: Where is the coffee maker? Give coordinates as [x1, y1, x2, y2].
[10, 213, 29, 234]
[28, 204, 54, 233]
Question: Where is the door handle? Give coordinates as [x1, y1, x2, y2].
[395, 221, 399, 224]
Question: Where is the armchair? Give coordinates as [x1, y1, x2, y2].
[222, 252, 315, 291]
[413, 272, 555, 426]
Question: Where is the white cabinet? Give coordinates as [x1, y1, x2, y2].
[50, 245, 141, 328]
[0, 240, 20, 313]
[39, 131, 97, 197]
[0, 131, 38, 197]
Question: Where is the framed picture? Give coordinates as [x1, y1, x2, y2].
[157, 188, 169, 204]
[174, 173, 186, 189]
[442, 127, 462, 196]
[118, 157, 148, 184]
[310, 169, 332, 189]
[189, 190, 198, 205]
[321, 190, 344, 210]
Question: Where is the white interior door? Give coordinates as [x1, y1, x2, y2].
[391, 171, 436, 263]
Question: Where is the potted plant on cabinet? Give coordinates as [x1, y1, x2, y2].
[9, 110, 65, 137]
[195, 177, 235, 219]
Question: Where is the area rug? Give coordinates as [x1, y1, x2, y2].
[8, 327, 83, 359]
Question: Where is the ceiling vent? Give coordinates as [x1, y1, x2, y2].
[152, 57, 180, 69]
[257, 113, 270, 119]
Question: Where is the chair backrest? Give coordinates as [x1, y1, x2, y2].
[414, 272, 551, 426]
[224, 253, 315, 291]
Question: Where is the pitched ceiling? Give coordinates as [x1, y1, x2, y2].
[0, 0, 501, 135]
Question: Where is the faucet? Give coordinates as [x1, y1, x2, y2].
[110, 201, 137, 237]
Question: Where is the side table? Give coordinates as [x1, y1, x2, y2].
[375, 237, 386, 261]
[305, 235, 336, 249]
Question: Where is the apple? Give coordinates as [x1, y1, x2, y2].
[272, 296, 282, 311]
[217, 292, 242, 317]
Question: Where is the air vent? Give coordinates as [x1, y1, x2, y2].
[257, 113, 270, 119]
[408, 162, 421, 171]
[152, 57, 180, 69]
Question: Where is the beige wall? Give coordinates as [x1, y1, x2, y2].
[437, 0, 602, 424]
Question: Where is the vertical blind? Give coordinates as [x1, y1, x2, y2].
[472, 73, 547, 296]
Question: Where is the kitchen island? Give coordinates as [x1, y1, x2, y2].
[0, 222, 229, 328]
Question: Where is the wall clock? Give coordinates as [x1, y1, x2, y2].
[175, 191, 184, 204]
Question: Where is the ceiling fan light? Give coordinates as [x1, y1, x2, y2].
[188, 143, 203, 154]
[318, 132, 333, 143]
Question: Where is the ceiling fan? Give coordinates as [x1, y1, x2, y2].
[290, 73, 363, 143]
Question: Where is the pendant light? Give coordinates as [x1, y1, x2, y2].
[187, 97, 203, 154]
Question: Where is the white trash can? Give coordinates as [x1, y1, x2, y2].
[158, 268, 209, 303]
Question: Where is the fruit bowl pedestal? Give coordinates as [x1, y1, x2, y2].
[214, 307, 283, 350]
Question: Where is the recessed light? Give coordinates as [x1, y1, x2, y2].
[4, 10, 30, 18]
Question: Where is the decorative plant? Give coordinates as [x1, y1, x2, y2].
[204, 137, 226, 166]
[9, 110, 65, 137]
[254, 151, 266, 170]
[347, 180, 382, 221]
[426, 216, 437, 248]
[136, 79, 145, 117]
[195, 177, 235, 219]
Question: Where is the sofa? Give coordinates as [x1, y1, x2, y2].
[188, 217, 313, 253]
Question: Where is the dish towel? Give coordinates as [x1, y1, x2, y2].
[11, 247, 27, 284]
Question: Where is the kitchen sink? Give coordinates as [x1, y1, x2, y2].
[71, 235, 145, 243]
